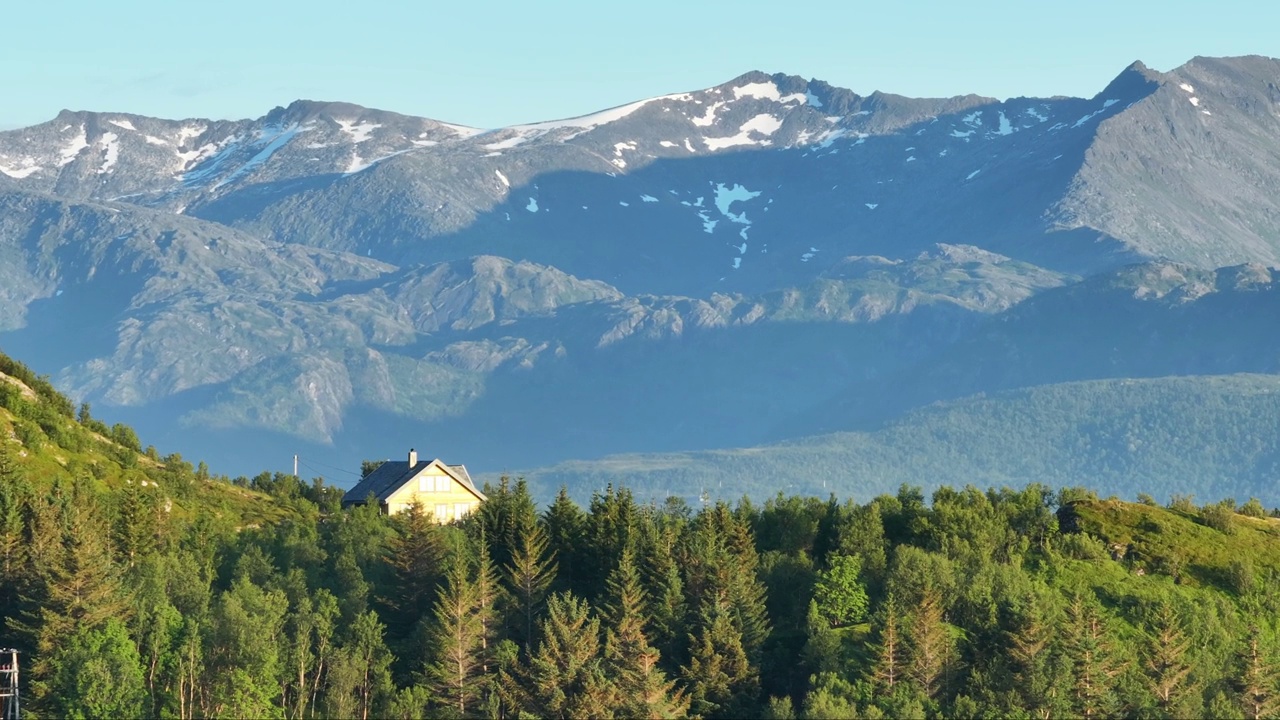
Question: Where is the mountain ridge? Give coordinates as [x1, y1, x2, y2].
[3, 55, 1280, 485]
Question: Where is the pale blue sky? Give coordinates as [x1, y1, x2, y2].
[2, 0, 1275, 130]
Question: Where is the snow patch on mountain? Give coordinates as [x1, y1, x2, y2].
[704, 114, 782, 150]
[994, 112, 1013, 136]
[0, 161, 40, 179]
[98, 133, 120, 174]
[108, 119, 136, 131]
[59, 127, 88, 166]
[483, 134, 529, 151]
[215, 125, 303, 188]
[337, 119, 380, 144]
[495, 170, 510, 187]
[692, 102, 725, 127]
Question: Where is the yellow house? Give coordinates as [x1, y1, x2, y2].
[341, 449, 486, 521]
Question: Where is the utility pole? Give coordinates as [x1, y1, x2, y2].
[0, 648, 18, 720]
[294, 454, 299, 480]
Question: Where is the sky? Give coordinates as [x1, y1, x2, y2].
[2, 0, 1277, 130]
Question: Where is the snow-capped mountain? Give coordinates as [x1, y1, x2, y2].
[4, 56, 1280, 487]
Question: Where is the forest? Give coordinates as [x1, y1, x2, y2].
[5, 351, 1280, 719]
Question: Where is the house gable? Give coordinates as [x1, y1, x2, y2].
[380, 459, 486, 521]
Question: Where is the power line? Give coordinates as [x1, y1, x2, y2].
[297, 457, 361, 478]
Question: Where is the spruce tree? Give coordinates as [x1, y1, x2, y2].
[602, 547, 689, 719]
[505, 517, 558, 652]
[1006, 594, 1067, 720]
[1236, 625, 1280, 720]
[10, 486, 129, 706]
[870, 594, 904, 695]
[1063, 594, 1124, 720]
[638, 519, 687, 673]
[473, 525, 505, 675]
[543, 486, 588, 597]
[427, 557, 484, 714]
[383, 501, 446, 636]
[682, 598, 759, 719]
[520, 592, 617, 719]
[1142, 601, 1196, 717]
[906, 586, 955, 701]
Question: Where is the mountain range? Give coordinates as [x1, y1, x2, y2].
[4, 55, 1280, 502]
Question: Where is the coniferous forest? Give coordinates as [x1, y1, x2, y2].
[6, 351, 1280, 719]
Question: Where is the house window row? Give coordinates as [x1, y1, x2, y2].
[433, 503, 473, 520]
[417, 476, 453, 493]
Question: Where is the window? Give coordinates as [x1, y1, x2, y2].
[454, 503, 470, 519]
[435, 476, 450, 493]
[435, 504, 448, 520]
[418, 476, 430, 492]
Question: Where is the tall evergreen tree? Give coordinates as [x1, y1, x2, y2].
[519, 592, 618, 719]
[1006, 593, 1067, 720]
[870, 594, 904, 695]
[1143, 601, 1196, 717]
[382, 501, 447, 636]
[906, 586, 956, 701]
[472, 525, 504, 675]
[1236, 625, 1280, 720]
[1063, 594, 1124, 720]
[602, 547, 689, 719]
[426, 557, 484, 715]
[505, 517, 558, 652]
[543, 486, 588, 598]
[682, 598, 760, 719]
[10, 487, 130, 706]
[638, 518, 688, 673]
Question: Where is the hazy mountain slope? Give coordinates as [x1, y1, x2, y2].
[2, 57, 1280, 480]
[514, 374, 1280, 506]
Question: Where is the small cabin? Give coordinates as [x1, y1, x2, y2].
[341, 449, 486, 521]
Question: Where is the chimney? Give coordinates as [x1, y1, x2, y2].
[408, 448, 418, 466]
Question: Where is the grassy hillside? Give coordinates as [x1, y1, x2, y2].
[0, 349, 295, 529]
[514, 373, 1280, 505]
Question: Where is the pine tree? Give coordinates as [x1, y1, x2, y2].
[1143, 602, 1195, 717]
[505, 517, 558, 652]
[427, 557, 484, 714]
[520, 592, 618, 719]
[602, 547, 689, 719]
[477, 476, 538, 571]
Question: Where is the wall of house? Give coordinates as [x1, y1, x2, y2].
[383, 464, 481, 521]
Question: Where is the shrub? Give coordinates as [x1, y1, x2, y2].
[1200, 502, 1235, 534]
[1239, 498, 1267, 518]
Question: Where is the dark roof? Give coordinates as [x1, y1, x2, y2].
[342, 460, 426, 505]
[341, 459, 488, 506]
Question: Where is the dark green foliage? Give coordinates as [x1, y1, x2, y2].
[8, 352, 1280, 720]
